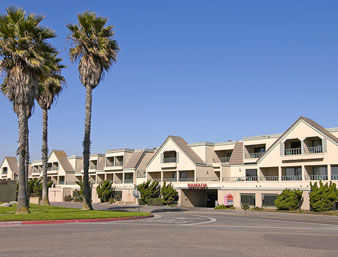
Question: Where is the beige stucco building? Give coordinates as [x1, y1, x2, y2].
[2, 116, 338, 209]
[0, 157, 18, 181]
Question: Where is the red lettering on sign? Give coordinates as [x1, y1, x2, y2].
[187, 183, 207, 189]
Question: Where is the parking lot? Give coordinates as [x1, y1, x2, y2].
[1, 208, 338, 257]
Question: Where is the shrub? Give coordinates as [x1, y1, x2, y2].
[214, 204, 235, 210]
[241, 204, 249, 211]
[310, 181, 338, 212]
[64, 195, 73, 202]
[250, 207, 264, 211]
[275, 189, 303, 210]
[27, 179, 54, 198]
[138, 199, 145, 205]
[148, 198, 163, 206]
[161, 182, 178, 205]
[73, 197, 82, 202]
[96, 180, 114, 203]
[137, 180, 160, 204]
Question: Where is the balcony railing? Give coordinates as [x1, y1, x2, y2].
[248, 152, 264, 159]
[163, 157, 177, 163]
[163, 178, 177, 182]
[151, 178, 161, 182]
[106, 162, 123, 167]
[178, 177, 194, 182]
[284, 148, 302, 155]
[124, 179, 133, 184]
[115, 180, 123, 184]
[281, 175, 302, 181]
[305, 175, 328, 180]
[222, 177, 246, 182]
[220, 157, 231, 163]
[332, 175, 338, 180]
[261, 176, 279, 181]
[196, 177, 220, 182]
[307, 146, 323, 154]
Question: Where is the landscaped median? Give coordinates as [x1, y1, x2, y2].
[0, 204, 152, 224]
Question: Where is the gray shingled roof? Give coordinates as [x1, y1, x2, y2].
[52, 150, 74, 171]
[229, 142, 243, 165]
[124, 151, 144, 169]
[169, 136, 205, 164]
[5, 157, 19, 174]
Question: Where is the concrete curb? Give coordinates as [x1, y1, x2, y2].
[0, 214, 154, 226]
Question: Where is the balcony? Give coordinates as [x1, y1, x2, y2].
[124, 178, 133, 184]
[178, 177, 194, 182]
[163, 178, 177, 182]
[281, 175, 302, 181]
[305, 175, 328, 180]
[261, 176, 279, 181]
[196, 177, 220, 182]
[284, 148, 302, 155]
[248, 152, 264, 158]
[306, 146, 323, 154]
[163, 157, 177, 163]
[332, 175, 338, 180]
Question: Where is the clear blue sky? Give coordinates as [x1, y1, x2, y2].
[1, 0, 338, 161]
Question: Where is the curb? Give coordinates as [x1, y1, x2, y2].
[0, 214, 154, 226]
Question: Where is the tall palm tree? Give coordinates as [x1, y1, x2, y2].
[0, 7, 56, 213]
[37, 53, 65, 205]
[67, 12, 119, 210]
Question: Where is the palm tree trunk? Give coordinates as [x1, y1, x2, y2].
[25, 119, 30, 207]
[16, 104, 30, 214]
[41, 108, 49, 205]
[82, 84, 93, 210]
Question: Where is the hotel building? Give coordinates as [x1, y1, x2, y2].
[3, 116, 338, 209]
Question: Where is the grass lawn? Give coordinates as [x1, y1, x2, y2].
[0, 204, 150, 221]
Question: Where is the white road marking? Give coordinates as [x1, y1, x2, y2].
[182, 215, 216, 226]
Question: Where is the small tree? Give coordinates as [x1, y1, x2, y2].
[96, 180, 114, 203]
[137, 180, 160, 204]
[241, 204, 249, 212]
[74, 180, 91, 200]
[310, 181, 338, 212]
[161, 182, 178, 205]
[275, 189, 303, 210]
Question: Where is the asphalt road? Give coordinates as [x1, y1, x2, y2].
[1, 208, 338, 257]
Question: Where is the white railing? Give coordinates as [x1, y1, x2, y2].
[248, 152, 264, 159]
[163, 178, 177, 182]
[124, 179, 133, 184]
[261, 176, 279, 181]
[307, 146, 323, 154]
[281, 175, 302, 181]
[305, 175, 328, 180]
[331, 175, 338, 180]
[196, 177, 220, 182]
[163, 157, 177, 163]
[284, 148, 302, 155]
[178, 177, 194, 182]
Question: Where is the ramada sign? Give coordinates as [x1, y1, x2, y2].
[187, 183, 207, 189]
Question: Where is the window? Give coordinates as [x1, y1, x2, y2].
[137, 170, 146, 178]
[291, 141, 301, 149]
[285, 167, 301, 176]
[2, 167, 7, 174]
[180, 171, 187, 178]
[331, 166, 338, 180]
[313, 166, 327, 175]
[254, 147, 265, 153]
[241, 193, 255, 206]
[262, 194, 278, 207]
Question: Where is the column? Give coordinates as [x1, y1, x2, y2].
[160, 171, 163, 182]
[176, 170, 179, 182]
[95, 175, 98, 184]
[57, 176, 60, 185]
[122, 173, 125, 184]
[194, 170, 197, 182]
[328, 165, 331, 181]
[278, 166, 282, 181]
[104, 173, 107, 181]
[301, 165, 305, 181]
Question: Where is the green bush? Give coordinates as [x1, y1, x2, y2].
[310, 181, 338, 212]
[161, 182, 178, 205]
[64, 195, 73, 202]
[138, 199, 145, 205]
[137, 180, 160, 204]
[96, 180, 114, 203]
[275, 189, 303, 210]
[250, 207, 264, 211]
[27, 179, 54, 198]
[241, 204, 249, 211]
[148, 198, 163, 206]
[73, 197, 82, 202]
[214, 204, 235, 210]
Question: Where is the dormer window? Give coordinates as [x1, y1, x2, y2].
[162, 151, 177, 163]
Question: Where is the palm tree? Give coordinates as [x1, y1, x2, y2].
[37, 53, 65, 205]
[0, 7, 56, 213]
[67, 12, 119, 210]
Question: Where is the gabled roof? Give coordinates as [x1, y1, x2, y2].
[147, 136, 205, 167]
[257, 116, 338, 163]
[50, 150, 74, 171]
[1, 157, 19, 174]
[137, 152, 154, 171]
[124, 151, 144, 169]
[229, 142, 243, 165]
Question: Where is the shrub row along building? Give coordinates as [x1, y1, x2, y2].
[1, 116, 338, 209]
